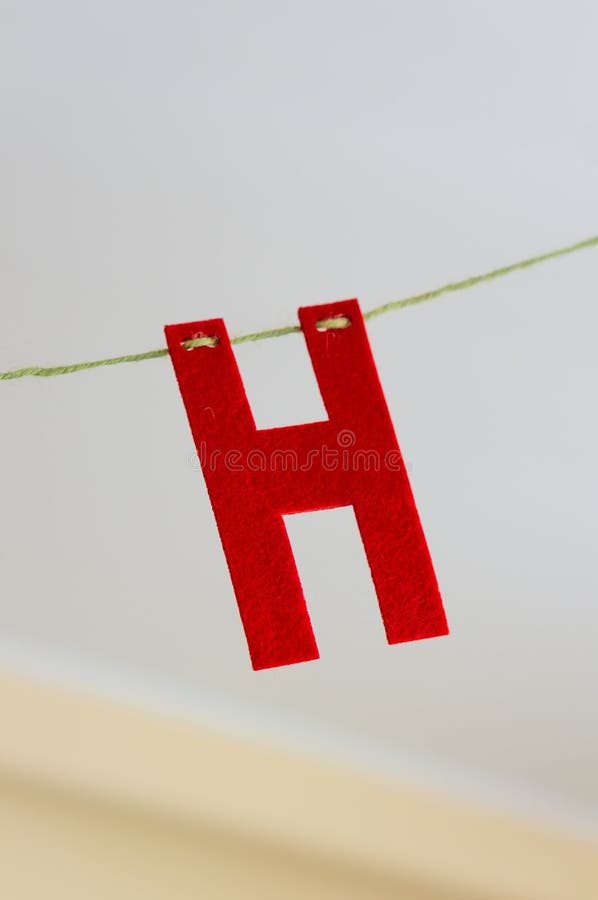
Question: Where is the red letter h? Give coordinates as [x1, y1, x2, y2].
[165, 299, 448, 669]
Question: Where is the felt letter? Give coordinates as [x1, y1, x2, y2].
[165, 299, 448, 669]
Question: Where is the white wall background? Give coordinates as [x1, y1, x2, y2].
[1, 0, 597, 833]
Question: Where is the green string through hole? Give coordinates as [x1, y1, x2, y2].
[315, 315, 352, 332]
[182, 335, 220, 350]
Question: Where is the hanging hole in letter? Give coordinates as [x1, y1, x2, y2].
[315, 315, 352, 332]
[182, 334, 220, 350]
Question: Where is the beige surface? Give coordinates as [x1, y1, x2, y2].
[0, 669, 596, 900]
[1, 776, 445, 900]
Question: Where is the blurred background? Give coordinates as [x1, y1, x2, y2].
[1, 1, 597, 897]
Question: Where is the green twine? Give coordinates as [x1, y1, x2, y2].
[2, 233, 597, 381]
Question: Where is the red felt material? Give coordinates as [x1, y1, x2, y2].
[165, 299, 448, 670]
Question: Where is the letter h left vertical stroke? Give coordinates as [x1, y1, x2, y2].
[165, 299, 448, 670]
